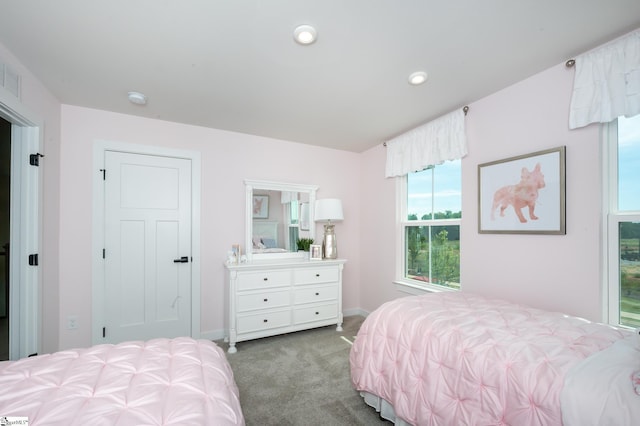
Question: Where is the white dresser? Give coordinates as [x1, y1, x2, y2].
[224, 259, 346, 353]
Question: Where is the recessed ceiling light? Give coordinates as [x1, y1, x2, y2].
[408, 71, 428, 86]
[294, 25, 317, 45]
[128, 91, 147, 105]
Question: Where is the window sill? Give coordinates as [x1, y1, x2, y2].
[393, 279, 458, 296]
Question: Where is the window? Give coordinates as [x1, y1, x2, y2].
[607, 114, 640, 328]
[399, 159, 461, 290]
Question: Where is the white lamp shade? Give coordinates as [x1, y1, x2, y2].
[314, 199, 344, 222]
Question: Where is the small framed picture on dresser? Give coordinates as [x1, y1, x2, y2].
[309, 244, 322, 260]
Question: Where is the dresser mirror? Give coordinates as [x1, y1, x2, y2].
[245, 179, 318, 261]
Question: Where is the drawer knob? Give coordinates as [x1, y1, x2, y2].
[263, 277, 268, 281]
[263, 298, 268, 302]
[315, 274, 320, 277]
[263, 319, 268, 323]
[315, 292, 319, 296]
[315, 311, 319, 315]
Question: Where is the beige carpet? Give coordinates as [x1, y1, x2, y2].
[216, 316, 388, 426]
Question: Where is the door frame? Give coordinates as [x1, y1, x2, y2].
[0, 88, 42, 360]
[92, 140, 201, 344]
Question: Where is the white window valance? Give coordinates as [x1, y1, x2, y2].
[385, 108, 467, 178]
[280, 191, 298, 204]
[569, 29, 640, 129]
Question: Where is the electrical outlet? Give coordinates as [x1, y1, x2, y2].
[67, 315, 78, 330]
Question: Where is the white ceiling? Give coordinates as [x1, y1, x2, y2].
[1, 1, 639, 152]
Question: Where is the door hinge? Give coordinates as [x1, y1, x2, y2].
[29, 153, 44, 166]
[99, 168, 106, 180]
[102, 327, 106, 338]
[28, 253, 38, 266]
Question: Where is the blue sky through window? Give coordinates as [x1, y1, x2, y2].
[407, 159, 461, 218]
[618, 114, 640, 212]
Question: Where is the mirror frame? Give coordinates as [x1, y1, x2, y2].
[245, 179, 318, 262]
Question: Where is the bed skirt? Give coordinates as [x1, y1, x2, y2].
[360, 391, 411, 426]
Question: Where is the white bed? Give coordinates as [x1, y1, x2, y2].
[0, 337, 244, 425]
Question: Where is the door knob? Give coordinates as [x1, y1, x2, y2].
[173, 256, 189, 263]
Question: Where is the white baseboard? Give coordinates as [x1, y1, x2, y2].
[199, 329, 226, 342]
[344, 308, 369, 318]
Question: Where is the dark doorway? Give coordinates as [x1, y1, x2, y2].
[0, 116, 10, 360]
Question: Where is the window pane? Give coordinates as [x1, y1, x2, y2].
[407, 168, 433, 220]
[619, 221, 640, 327]
[289, 226, 299, 251]
[290, 200, 299, 224]
[407, 161, 461, 220]
[430, 225, 460, 287]
[618, 115, 640, 211]
[405, 225, 428, 279]
[433, 159, 462, 218]
[405, 225, 460, 289]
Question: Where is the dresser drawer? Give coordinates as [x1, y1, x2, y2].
[237, 270, 291, 291]
[293, 284, 338, 305]
[293, 266, 339, 285]
[237, 290, 290, 312]
[237, 309, 291, 334]
[293, 303, 338, 325]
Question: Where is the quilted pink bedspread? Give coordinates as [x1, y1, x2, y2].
[0, 337, 244, 425]
[350, 292, 628, 426]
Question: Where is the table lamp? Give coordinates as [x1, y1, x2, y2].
[314, 199, 344, 259]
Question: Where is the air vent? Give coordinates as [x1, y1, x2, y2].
[0, 58, 21, 99]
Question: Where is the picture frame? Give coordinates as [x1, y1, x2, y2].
[309, 244, 322, 260]
[478, 146, 566, 235]
[252, 195, 269, 219]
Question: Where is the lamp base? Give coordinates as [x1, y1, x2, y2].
[322, 224, 338, 259]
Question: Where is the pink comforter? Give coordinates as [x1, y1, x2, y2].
[0, 337, 244, 425]
[350, 292, 628, 426]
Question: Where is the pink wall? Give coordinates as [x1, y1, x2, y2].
[359, 63, 605, 322]
[0, 42, 61, 354]
[1, 38, 609, 353]
[463, 64, 602, 320]
[59, 106, 362, 349]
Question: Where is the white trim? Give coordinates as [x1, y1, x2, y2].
[604, 119, 640, 327]
[603, 122, 616, 325]
[1, 86, 42, 359]
[199, 329, 226, 342]
[395, 176, 404, 286]
[396, 168, 462, 291]
[394, 280, 431, 295]
[393, 279, 456, 296]
[0, 86, 35, 125]
[14, 127, 40, 357]
[92, 140, 202, 344]
[343, 307, 369, 318]
[244, 179, 318, 262]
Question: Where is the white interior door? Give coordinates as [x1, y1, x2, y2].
[103, 151, 191, 343]
[1, 89, 42, 360]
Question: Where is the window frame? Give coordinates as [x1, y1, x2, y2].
[394, 166, 461, 294]
[604, 119, 640, 327]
